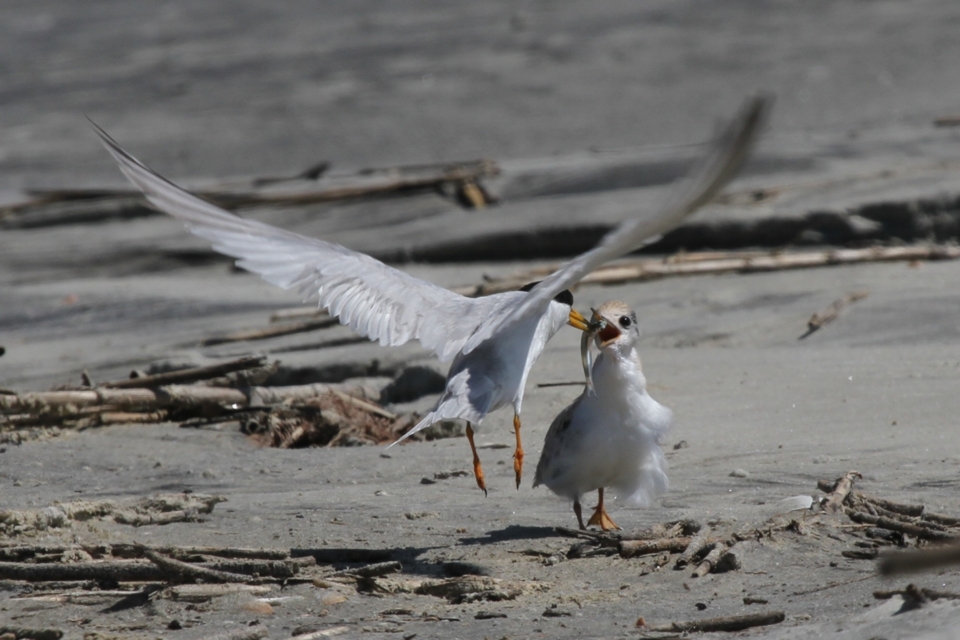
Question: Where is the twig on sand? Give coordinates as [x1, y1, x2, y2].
[639, 610, 785, 633]
[799, 290, 870, 339]
[0, 627, 64, 640]
[820, 471, 862, 513]
[692, 542, 728, 578]
[675, 527, 711, 570]
[619, 537, 694, 559]
[140, 547, 251, 583]
[874, 584, 960, 601]
[327, 561, 402, 579]
[458, 246, 960, 297]
[200, 318, 341, 346]
[101, 356, 268, 388]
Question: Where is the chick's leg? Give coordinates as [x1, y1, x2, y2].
[573, 499, 586, 530]
[587, 488, 620, 531]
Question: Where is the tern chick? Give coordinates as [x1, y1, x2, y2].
[534, 301, 670, 530]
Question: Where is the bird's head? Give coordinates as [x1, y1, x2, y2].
[520, 281, 587, 329]
[590, 300, 640, 350]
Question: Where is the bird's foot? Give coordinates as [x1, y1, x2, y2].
[513, 414, 524, 489]
[466, 423, 487, 497]
[587, 505, 620, 531]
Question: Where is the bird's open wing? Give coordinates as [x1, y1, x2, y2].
[463, 95, 770, 354]
[92, 123, 494, 362]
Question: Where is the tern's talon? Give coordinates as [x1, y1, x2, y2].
[586, 488, 621, 531]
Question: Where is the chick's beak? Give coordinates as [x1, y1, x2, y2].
[567, 308, 591, 331]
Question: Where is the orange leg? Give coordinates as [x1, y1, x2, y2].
[587, 488, 621, 531]
[465, 423, 487, 496]
[573, 499, 586, 530]
[513, 413, 524, 489]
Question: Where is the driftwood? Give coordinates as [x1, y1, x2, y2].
[200, 317, 340, 346]
[459, 246, 960, 297]
[0, 381, 382, 418]
[164, 583, 275, 602]
[0, 494, 225, 534]
[202, 628, 269, 640]
[290, 627, 352, 640]
[874, 584, 960, 601]
[0, 560, 164, 582]
[0, 627, 63, 640]
[101, 356, 268, 388]
[799, 290, 870, 339]
[141, 548, 251, 583]
[692, 542, 728, 578]
[328, 560, 402, 579]
[821, 471, 863, 513]
[846, 511, 956, 542]
[641, 610, 785, 633]
[675, 526, 711, 569]
[619, 537, 693, 559]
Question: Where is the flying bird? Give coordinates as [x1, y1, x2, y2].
[534, 301, 669, 530]
[92, 96, 767, 494]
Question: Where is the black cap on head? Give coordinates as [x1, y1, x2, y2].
[519, 281, 574, 307]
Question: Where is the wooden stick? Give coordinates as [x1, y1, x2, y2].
[0, 627, 64, 640]
[675, 527, 711, 569]
[101, 356, 267, 388]
[201, 318, 340, 346]
[112, 545, 290, 561]
[853, 492, 925, 518]
[619, 537, 693, 559]
[459, 246, 960, 297]
[0, 560, 163, 582]
[821, 471, 862, 513]
[642, 611, 785, 633]
[140, 548, 250, 583]
[799, 290, 870, 339]
[693, 542, 728, 578]
[846, 510, 956, 542]
[327, 560, 401, 578]
[201, 628, 269, 640]
[874, 585, 960, 600]
[329, 389, 396, 420]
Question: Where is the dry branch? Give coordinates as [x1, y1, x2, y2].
[619, 537, 693, 558]
[101, 356, 268, 388]
[202, 627, 269, 640]
[846, 510, 956, 542]
[675, 526, 711, 569]
[459, 246, 960, 297]
[693, 542, 728, 578]
[821, 471, 862, 513]
[0, 560, 164, 582]
[799, 290, 870, 339]
[642, 610, 785, 633]
[201, 318, 340, 346]
[141, 548, 250, 583]
[0, 627, 63, 640]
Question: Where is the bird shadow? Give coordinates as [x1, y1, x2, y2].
[457, 524, 558, 546]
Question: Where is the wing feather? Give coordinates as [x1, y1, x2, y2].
[91, 122, 497, 361]
[463, 95, 771, 354]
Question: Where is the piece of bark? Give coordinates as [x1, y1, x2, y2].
[619, 537, 693, 559]
[675, 527, 711, 569]
[642, 610, 786, 633]
[693, 542, 729, 577]
[101, 356, 268, 388]
[878, 543, 960, 576]
[194, 558, 298, 579]
[821, 471, 862, 513]
[141, 548, 250, 583]
[798, 290, 869, 339]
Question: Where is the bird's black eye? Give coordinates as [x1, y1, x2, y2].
[619, 316, 632, 328]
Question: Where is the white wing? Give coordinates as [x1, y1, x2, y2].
[92, 123, 501, 362]
[463, 95, 771, 353]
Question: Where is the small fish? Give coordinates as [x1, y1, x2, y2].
[580, 310, 607, 394]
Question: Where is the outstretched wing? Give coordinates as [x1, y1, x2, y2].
[463, 95, 771, 354]
[92, 123, 496, 362]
